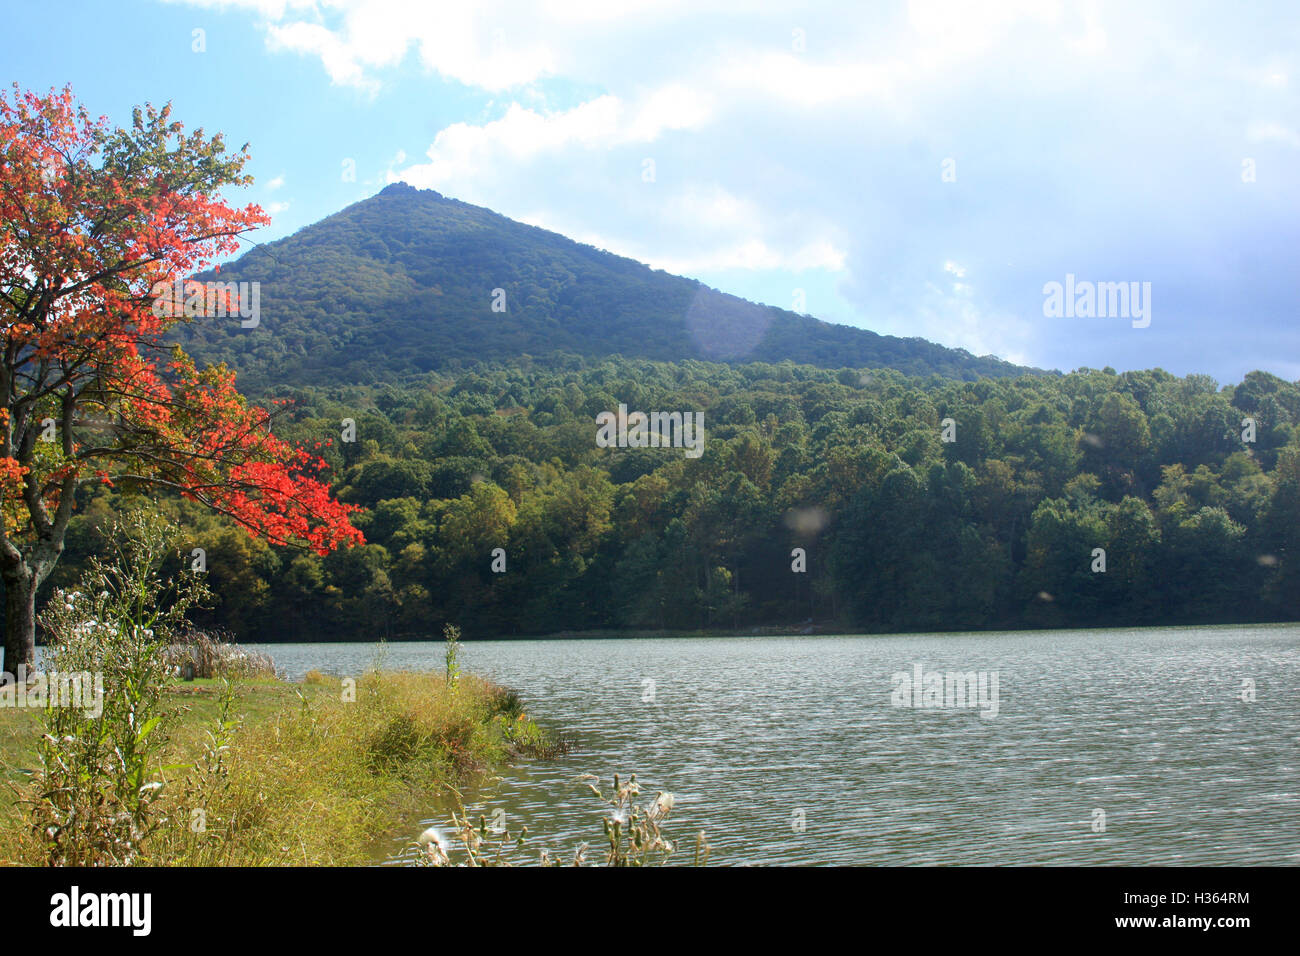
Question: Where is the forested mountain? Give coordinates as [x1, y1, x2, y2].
[52, 359, 1300, 640]
[174, 183, 1035, 388]
[54, 188, 1300, 640]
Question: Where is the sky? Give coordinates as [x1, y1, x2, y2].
[7, 0, 1299, 383]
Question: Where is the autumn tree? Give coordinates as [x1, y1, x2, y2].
[0, 85, 362, 668]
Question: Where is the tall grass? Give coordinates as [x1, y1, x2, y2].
[27, 512, 207, 865]
[149, 669, 534, 866]
[163, 630, 277, 680]
[2, 509, 558, 867]
[4, 666, 559, 866]
[443, 623, 461, 687]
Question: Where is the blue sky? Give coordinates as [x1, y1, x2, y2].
[8, 0, 1299, 383]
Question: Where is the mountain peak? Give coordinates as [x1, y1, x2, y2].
[183, 190, 1039, 390]
[378, 180, 441, 200]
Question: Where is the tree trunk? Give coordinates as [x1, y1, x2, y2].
[2, 565, 38, 673]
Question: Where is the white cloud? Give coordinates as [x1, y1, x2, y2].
[164, 0, 317, 17]
[172, 0, 563, 91]
[265, 175, 285, 190]
[624, 85, 714, 141]
[501, 213, 847, 277]
[911, 278, 1035, 364]
[394, 89, 713, 189]
[169, 0, 1300, 376]
[648, 238, 847, 274]
[265, 20, 380, 93]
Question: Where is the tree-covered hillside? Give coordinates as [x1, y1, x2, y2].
[51, 359, 1300, 640]
[174, 183, 1036, 389]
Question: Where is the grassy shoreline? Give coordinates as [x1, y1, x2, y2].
[0, 669, 559, 866]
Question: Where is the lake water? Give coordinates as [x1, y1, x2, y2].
[245, 624, 1299, 866]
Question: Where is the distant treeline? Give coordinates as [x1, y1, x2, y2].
[46, 358, 1300, 640]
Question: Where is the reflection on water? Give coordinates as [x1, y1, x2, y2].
[244, 625, 1299, 866]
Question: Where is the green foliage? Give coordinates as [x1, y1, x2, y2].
[44, 359, 1300, 638]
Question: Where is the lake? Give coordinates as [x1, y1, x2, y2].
[245, 624, 1299, 866]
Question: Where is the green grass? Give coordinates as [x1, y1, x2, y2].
[1, 678, 310, 781]
[0, 670, 559, 866]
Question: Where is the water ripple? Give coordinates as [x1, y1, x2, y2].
[248, 624, 1300, 866]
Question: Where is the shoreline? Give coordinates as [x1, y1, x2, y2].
[205, 618, 1300, 645]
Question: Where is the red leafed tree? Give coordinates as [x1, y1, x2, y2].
[0, 85, 363, 669]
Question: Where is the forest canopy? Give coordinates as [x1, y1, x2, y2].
[47, 357, 1300, 641]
